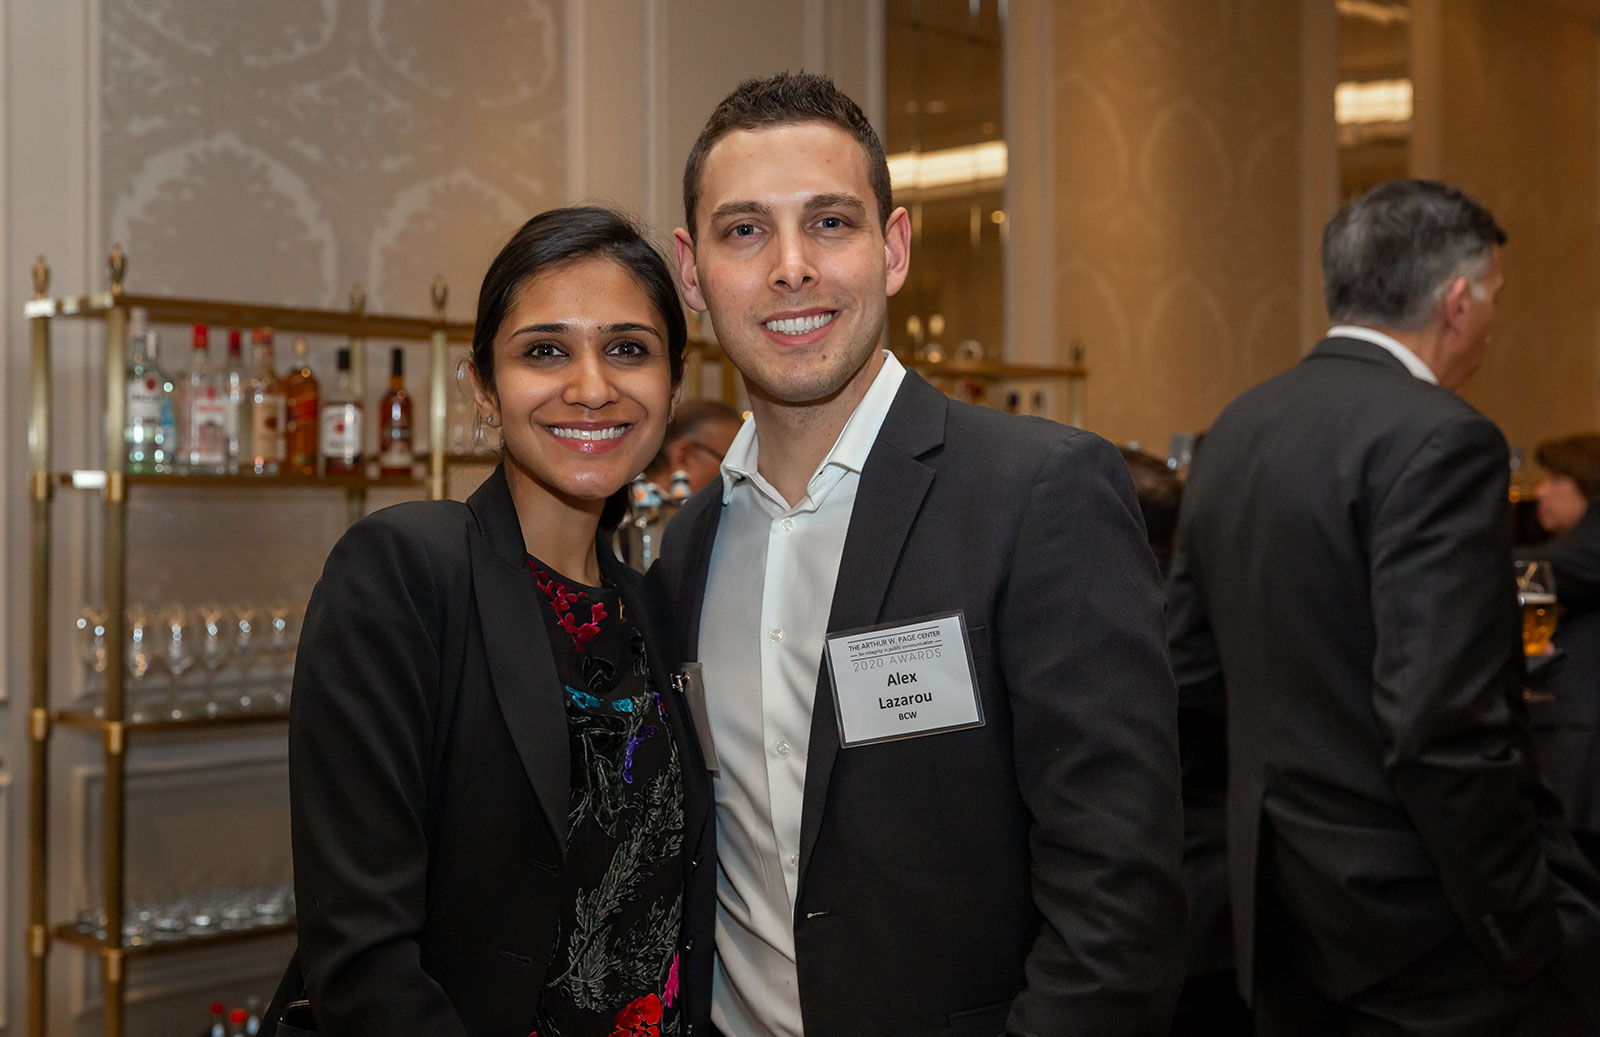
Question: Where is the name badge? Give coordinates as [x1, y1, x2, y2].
[824, 611, 985, 748]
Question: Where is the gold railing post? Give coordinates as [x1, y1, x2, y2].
[27, 254, 53, 1037]
[429, 277, 449, 501]
[102, 248, 131, 1037]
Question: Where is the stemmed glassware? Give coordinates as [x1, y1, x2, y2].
[233, 603, 260, 712]
[75, 606, 110, 716]
[197, 603, 231, 716]
[124, 605, 158, 723]
[159, 605, 196, 720]
[266, 600, 298, 710]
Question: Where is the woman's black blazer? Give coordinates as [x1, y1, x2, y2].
[279, 466, 713, 1035]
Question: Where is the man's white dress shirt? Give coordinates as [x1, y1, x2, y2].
[698, 352, 906, 1037]
[1327, 324, 1439, 384]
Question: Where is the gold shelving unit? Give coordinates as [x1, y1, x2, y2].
[24, 246, 475, 1037]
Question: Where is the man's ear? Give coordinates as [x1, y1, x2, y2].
[1441, 275, 1473, 329]
[674, 228, 708, 312]
[883, 206, 912, 297]
[666, 437, 695, 471]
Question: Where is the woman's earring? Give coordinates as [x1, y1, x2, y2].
[483, 413, 498, 427]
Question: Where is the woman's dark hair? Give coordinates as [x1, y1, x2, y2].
[472, 206, 688, 528]
[1536, 434, 1600, 502]
[472, 206, 687, 394]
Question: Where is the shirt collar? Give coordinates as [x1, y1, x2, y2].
[1326, 325, 1438, 385]
[719, 350, 907, 505]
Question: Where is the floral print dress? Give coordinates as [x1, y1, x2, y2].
[528, 559, 683, 1037]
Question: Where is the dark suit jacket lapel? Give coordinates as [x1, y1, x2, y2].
[466, 466, 572, 853]
[672, 490, 725, 658]
[797, 372, 945, 881]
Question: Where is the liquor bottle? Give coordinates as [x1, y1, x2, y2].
[244, 995, 263, 1035]
[320, 346, 363, 475]
[247, 328, 287, 475]
[180, 325, 229, 474]
[124, 307, 170, 473]
[284, 337, 319, 475]
[222, 328, 249, 472]
[205, 1002, 227, 1037]
[154, 330, 179, 473]
[378, 347, 413, 476]
[228, 1007, 248, 1037]
[669, 469, 691, 503]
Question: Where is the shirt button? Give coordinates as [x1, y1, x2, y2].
[774, 739, 791, 757]
[781, 517, 795, 532]
[769, 627, 784, 643]
[790, 852, 800, 866]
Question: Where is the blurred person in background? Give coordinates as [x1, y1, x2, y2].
[645, 397, 743, 495]
[1519, 433, 1600, 869]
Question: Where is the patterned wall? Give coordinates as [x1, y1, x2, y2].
[1436, 0, 1600, 453]
[1051, 0, 1305, 453]
[102, 0, 567, 322]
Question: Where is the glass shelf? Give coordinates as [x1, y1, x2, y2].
[53, 709, 290, 734]
[51, 920, 295, 959]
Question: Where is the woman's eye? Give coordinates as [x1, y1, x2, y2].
[610, 339, 650, 359]
[525, 341, 564, 359]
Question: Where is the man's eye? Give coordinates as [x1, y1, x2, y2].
[818, 216, 844, 230]
[731, 223, 757, 238]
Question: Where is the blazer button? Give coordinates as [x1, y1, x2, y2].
[683, 938, 694, 952]
[691, 858, 700, 869]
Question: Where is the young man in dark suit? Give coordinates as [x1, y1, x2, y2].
[653, 72, 1185, 1037]
[1167, 179, 1600, 1034]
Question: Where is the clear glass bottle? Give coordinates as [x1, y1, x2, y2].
[180, 324, 228, 474]
[247, 328, 287, 475]
[222, 328, 249, 472]
[284, 337, 319, 475]
[378, 347, 413, 476]
[320, 346, 363, 476]
[124, 307, 171, 473]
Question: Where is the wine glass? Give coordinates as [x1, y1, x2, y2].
[233, 602, 260, 712]
[196, 603, 230, 716]
[75, 605, 110, 716]
[266, 600, 298, 710]
[1515, 560, 1558, 656]
[124, 605, 158, 723]
[158, 605, 196, 721]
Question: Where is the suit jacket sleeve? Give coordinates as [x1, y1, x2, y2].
[289, 514, 470, 1035]
[1166, 508, 1236, 976]
[1369, 415, 1570, 985]
[1001, 430, 1187, 1035]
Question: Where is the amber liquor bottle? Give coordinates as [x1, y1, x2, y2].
[378, 347, 413, 476]
[284, 337, 320, 475]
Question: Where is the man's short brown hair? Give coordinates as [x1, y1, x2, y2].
[682, 71, 893, 240]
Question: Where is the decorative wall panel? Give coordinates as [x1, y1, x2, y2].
[1052, 0, 1304, 452]
[101, 0, 566, 321]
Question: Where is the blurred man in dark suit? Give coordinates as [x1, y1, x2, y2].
[1168, 179, 1600, 1035]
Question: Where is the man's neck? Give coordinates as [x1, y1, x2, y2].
[1373, 324, 1450, 388]
[749, 353, 885, 507]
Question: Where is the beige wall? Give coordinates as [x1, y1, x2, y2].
[1422, 0, 1600, 454]
[1049, 1, 1308, 453]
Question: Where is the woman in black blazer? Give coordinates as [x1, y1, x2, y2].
[266, 207, 713, 1036]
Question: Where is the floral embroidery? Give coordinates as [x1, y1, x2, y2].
[531, 561, 608, 650]
[609, 994, 663, 1037]
[663, 954, 679, 1008]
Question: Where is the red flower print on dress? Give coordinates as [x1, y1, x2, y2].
[663, 952, 680, 1008]
[609, 993, 663, 1037]
[530, 562, 608, 650]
